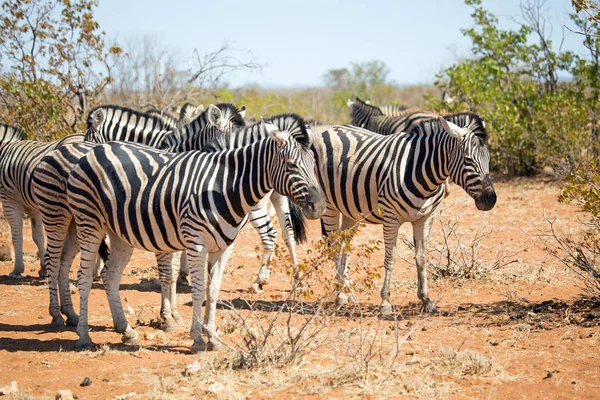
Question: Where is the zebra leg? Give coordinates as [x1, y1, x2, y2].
[248, 197, 278, 293]
[74, 231, 104, 350]
[172, 251, 185, 325]
[204, 245, 234, 351]
[271, 192, 299, 265]
[92, 235, 107, 282]
[155, 251, 182, 332]
[380, 216, 401, 315]
[412, 214, 436, 313]
[29, 210, 46, 278]
[58, 223, 82, 326]
[186, 244, 208, 353]
[4, 200, 25, 279]
[336, 215, 358, 305]
[102, 232, 137, 344]
[177, 250, 189, 287]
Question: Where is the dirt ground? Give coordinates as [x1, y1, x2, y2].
[0, 177, 599, 399]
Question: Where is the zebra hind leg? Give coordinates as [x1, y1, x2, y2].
[102, 232, 137, 344]
[155, 251, 182, 332]
[4, 201, 25, 279]
[29, 210, 46, 278]
[58, 223, 82, 326]
[74, 230, 105, 350]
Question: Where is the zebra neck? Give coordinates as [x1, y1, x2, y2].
[162, 116, 216, 152]
[404, 131, 455, 196]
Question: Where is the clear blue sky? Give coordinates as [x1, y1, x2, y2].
[95, 0, 584, 88]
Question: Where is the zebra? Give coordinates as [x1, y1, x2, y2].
[202, 113, 314, 292]
[66, 122, 325, 351]
[364, 100, 411, 117]
[0, 130, 84, 279]
[348, 97, 437, 135]
[311, 113, 496, 312]
[31, 103, 246, 329]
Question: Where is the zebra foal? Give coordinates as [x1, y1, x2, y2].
[312, 114, 496, 312]
[66, 122, 325, 351]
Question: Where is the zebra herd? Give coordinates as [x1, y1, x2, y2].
[0, 98, 496, 352]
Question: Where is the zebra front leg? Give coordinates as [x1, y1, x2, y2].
[102, 233, 137, 344]
[271, 192, 300, 265]
[335, 215, 359, 305]
[4, 201, 25, 279]
[29, 210, 46, 277]
[380, 216, 401, 314]
[412, 215, 436, 313]
[186, 244, 208, 353]
[177, 251, 189, 287]
[204, 245, 234, 351]
[74, 231, 105, 350]
[172, 251, 185, 325]
[248, 199, 278, 293]
[155, 251, 182, 332]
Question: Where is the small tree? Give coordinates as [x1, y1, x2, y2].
[323, 60, 391, 106]
[0, 0, 121, 139]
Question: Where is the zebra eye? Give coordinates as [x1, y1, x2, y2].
[286, 160, 296, 170]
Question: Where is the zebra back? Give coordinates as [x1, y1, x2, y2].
[159, 103, 247, 152]
[0, 122, 25, 149]
[204, 113, 311, 152]
[146, 109, 179, 130]
[379, 104, 411, 117]
[349, 97, 437, 136]
[85, 105, 174, 147]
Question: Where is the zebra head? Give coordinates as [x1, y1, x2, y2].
[347, 97, 383, 128]
[207, 103, 246, 132]
[439, 115, 496, 211]
[265, 121, 326, 220]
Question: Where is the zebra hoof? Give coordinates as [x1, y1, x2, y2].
[177, 274, 189, 287]
[190, 341, 208, 354]
[421, 300, 438, 314]
[8, 271, 23, 280]
[162, 319, 177, 333]
[121, 328, 139, 344]
[38, 268, 47, 278]
[66, 316, 79, 327]
[207, 340, 223, 352]
[379, 303, 393, 315]
[249, 283, 263, 294]
[75, 340, 93, 350]
[49, 316, 66, 330]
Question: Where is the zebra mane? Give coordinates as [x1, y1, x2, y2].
[412, 112, 487, 141]
[349, 97, 384, 116]
[0, 122, 25, 145]
[204, 113, 311, 153]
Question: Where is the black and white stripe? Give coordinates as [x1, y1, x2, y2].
[0, 130, 83, 279]
[66, 123, 325, 351]
[31, 103, 246, 329]
[348, 97, 437, 135]
[312, 113, 496, 312]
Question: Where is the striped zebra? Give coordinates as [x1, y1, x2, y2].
[312, 113, 496, 312]
[31, 103, 246, 329]
[348, 97, 437, 135]
[66, 122, 325, 351]
[365, 100, 411, 117]
[0, 130, 84, 279]
[202, 114, 314, 292]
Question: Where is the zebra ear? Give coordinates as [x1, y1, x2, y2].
[206, 104, 222, 127]
[347, 99, 354, 108]
[197, 104, 204, 112]
[91, 109, 105, 129]
[438, 116, 468, 141]
[264, 121, 288, 146]
[365, 99, 371, 105]
[238, 105, 246, 119]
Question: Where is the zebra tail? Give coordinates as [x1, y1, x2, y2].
[98, 238, 110, 263]
[289, 202, 308, 244]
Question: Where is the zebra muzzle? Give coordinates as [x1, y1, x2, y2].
[301, 186, 326, 219]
